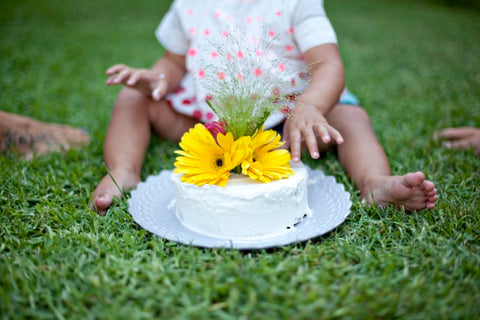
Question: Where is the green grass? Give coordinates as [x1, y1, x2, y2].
[1, 0, 479, 318]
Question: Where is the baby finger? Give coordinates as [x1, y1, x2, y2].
[303, 129, 320, 159]
[152, 80, 168, 101]
[314, 124, 331, 144]
[281, 130, 290, 150]
[328, 126, 344, 144]
[126, 70, 142, 86]
[289, 129, 303, 162]
[112, 68, 132, 85]
[106, 64, 127, 75]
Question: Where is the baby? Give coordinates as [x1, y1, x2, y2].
[91, 0, 437, 214]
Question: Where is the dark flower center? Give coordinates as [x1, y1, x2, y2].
[215, 158, 224, 167]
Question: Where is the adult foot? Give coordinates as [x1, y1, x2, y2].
[361, 172, 438, 210]
[0, 111, 90, 159]
[90, 168, 140, 215]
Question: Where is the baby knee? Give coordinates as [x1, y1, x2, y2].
[147, 99, 169, 122]
[350, 106, 371, 123]
[331, 104, 371, 124]
[112, 87, 149, 112]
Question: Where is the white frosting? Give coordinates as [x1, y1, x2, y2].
[171, 162, 312, 239]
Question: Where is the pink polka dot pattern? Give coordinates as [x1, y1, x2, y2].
[192, 110, 202, 120]
[206, 112, 215, 120]
[157, 0, 338, 127]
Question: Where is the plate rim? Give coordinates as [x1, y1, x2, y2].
[128, 168, 352, 249]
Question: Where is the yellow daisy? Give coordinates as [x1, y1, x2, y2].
[241, 127, 294, 183]
[174, 124, 251, 186]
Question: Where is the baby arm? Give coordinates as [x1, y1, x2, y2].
[105, 50, 186, 100]
[282, 44, 345, 162]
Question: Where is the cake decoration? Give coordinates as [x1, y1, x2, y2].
[174, 31, 297, 186]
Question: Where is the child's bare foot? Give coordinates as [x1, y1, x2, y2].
[91, 168, 140, 215]
[0, 111, 90, 159]
[361, 172, 437, 210]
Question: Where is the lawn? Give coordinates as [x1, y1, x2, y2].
[1, 0, 479, 318]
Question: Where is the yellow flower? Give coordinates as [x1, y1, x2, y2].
[174, 124, 251, 186]
[241, 126, 294, 183]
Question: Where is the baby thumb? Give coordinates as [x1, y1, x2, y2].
[152, 73, 167, 101]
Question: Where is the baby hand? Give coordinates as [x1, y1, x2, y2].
[283, 103, 344, 162]
[105, 64, 168, 100]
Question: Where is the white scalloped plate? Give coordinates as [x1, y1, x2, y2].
[128, 168, 352, 249]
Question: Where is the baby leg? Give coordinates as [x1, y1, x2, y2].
[326, 104, 437, 210]
[91, 88, 151, 214]
[91, 88, 197, 214]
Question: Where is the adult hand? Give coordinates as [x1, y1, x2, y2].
[435, 127, 480, 155]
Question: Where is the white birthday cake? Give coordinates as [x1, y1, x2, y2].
[169, 32, 315, 240]
[171, 162, 311, 239]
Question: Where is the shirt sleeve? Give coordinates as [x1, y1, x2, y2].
[155, 1, 189, 55]
[292, 0, 337, 53]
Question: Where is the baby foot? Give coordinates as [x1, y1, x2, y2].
[361, 172, 438, 210]
[90, 168, 140, 215]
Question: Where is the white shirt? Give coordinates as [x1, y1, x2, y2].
[156, 0, 337, 127]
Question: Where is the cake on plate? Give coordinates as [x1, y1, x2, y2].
[171, 162, 311, 239]
[170, 31, 313, 240]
